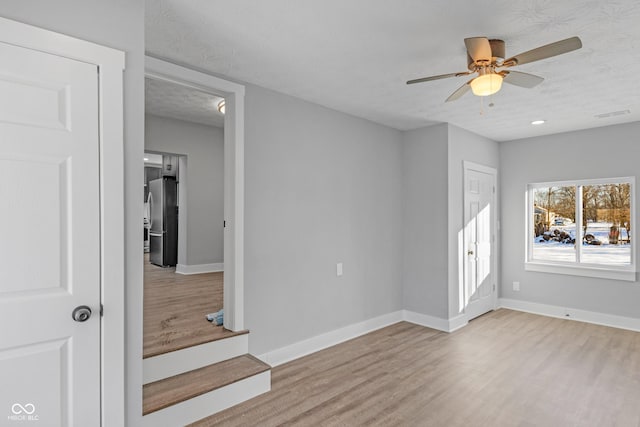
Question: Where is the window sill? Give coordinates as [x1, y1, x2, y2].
[525, 262, 636, 282]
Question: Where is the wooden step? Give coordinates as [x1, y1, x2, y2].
[141, 368, 270, 427]
[143, 354, 270, 415]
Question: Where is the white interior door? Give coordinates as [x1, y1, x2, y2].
[463, 164, 496, 321]
[0, 41, 100, 425]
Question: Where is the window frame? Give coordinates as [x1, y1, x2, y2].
[526, 176, 636, 281]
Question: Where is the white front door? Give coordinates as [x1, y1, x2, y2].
[0, 41, 100, 426]
[463, 163, 496, 321]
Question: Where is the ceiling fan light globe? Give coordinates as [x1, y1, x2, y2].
[470, 73, 503, 96]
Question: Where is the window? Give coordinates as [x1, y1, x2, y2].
[526, 177, 635, 281]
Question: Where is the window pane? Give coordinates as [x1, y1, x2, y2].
[532, 186, 576, 262]
[580, 183, 631, 265]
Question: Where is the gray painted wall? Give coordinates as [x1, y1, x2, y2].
[447, 124, 500, 318]
[401, 124, 449, 319]
[500, 122, 640, 318]
[0, 1, 146, 425]
[244, 84, 404, 355]
[145, 114, 225, 266]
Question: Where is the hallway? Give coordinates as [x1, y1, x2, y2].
[144, 257, 236, 358]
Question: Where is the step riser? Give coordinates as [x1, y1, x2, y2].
[143, 334, 249, 384]
[142, 370, 271, 426]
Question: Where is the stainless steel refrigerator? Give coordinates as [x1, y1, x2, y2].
[148, 177, 178, 267]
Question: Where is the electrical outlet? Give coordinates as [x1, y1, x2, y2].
[336, 263, 343, 277]
[513, 281, 520, 291]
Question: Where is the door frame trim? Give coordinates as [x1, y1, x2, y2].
[144, 55, 246, 331]
[462, 161, 499, 321]
[0, 16, 126, 426]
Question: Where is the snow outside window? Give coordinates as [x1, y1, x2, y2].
[526, 177, 636, 281]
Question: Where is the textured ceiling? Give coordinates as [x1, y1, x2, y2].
[145, 77, 225, 128]
[145, 0, 640, 141]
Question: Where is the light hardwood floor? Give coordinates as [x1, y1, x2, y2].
[192, 309, 640, 426]
[144, 256, 243, 358]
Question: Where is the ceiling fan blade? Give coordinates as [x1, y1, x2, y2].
[464, 37, 492, 63]
[504, 36, 582, 66]
[406, 72, 468, 85]
[502, 70, 544, 88]
[445, 79, 473, 102]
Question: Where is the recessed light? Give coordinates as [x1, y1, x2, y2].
[531, 120, 546, 125]
[143, 157, 149, 161]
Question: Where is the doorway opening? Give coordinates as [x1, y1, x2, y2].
[142, 76, 235, 358]
[140, 56, 246, 366]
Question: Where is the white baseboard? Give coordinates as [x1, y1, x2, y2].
[175, 262, 223, 275]
[143, 334, 248, 384]
[499, 298, 640, 333]
[402, 310, 467, 333]
[447, 313, 469, 332]
[142, 370, 270, 426]
[257, 311, 404, 367]
[257, 309, 477, 367]
[402, 310, 449, 331]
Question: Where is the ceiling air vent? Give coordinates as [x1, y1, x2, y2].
[594, 110, 630, 119]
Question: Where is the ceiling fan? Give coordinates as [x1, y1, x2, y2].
[406, 36, 582, 102]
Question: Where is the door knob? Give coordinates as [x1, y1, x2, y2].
[72, 305, 92, 322]
[467, 250, 474, 255]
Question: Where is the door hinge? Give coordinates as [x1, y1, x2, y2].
[493, 186, 496, 193]
[223, 220, 226, 228]
[100, 304, 104, 317]
[493, 284, 496, 291]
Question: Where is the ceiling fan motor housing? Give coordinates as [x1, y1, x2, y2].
[467, 39, 505, 69]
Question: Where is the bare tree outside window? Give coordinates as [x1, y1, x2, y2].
[530, 179, 632, 267]
[532, 186, 576, 262]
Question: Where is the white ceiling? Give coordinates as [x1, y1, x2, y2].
[145, 0, 640, 141]
[145, 77, 225, 128]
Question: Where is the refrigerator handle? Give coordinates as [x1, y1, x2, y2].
[147, 191, 153, 230]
